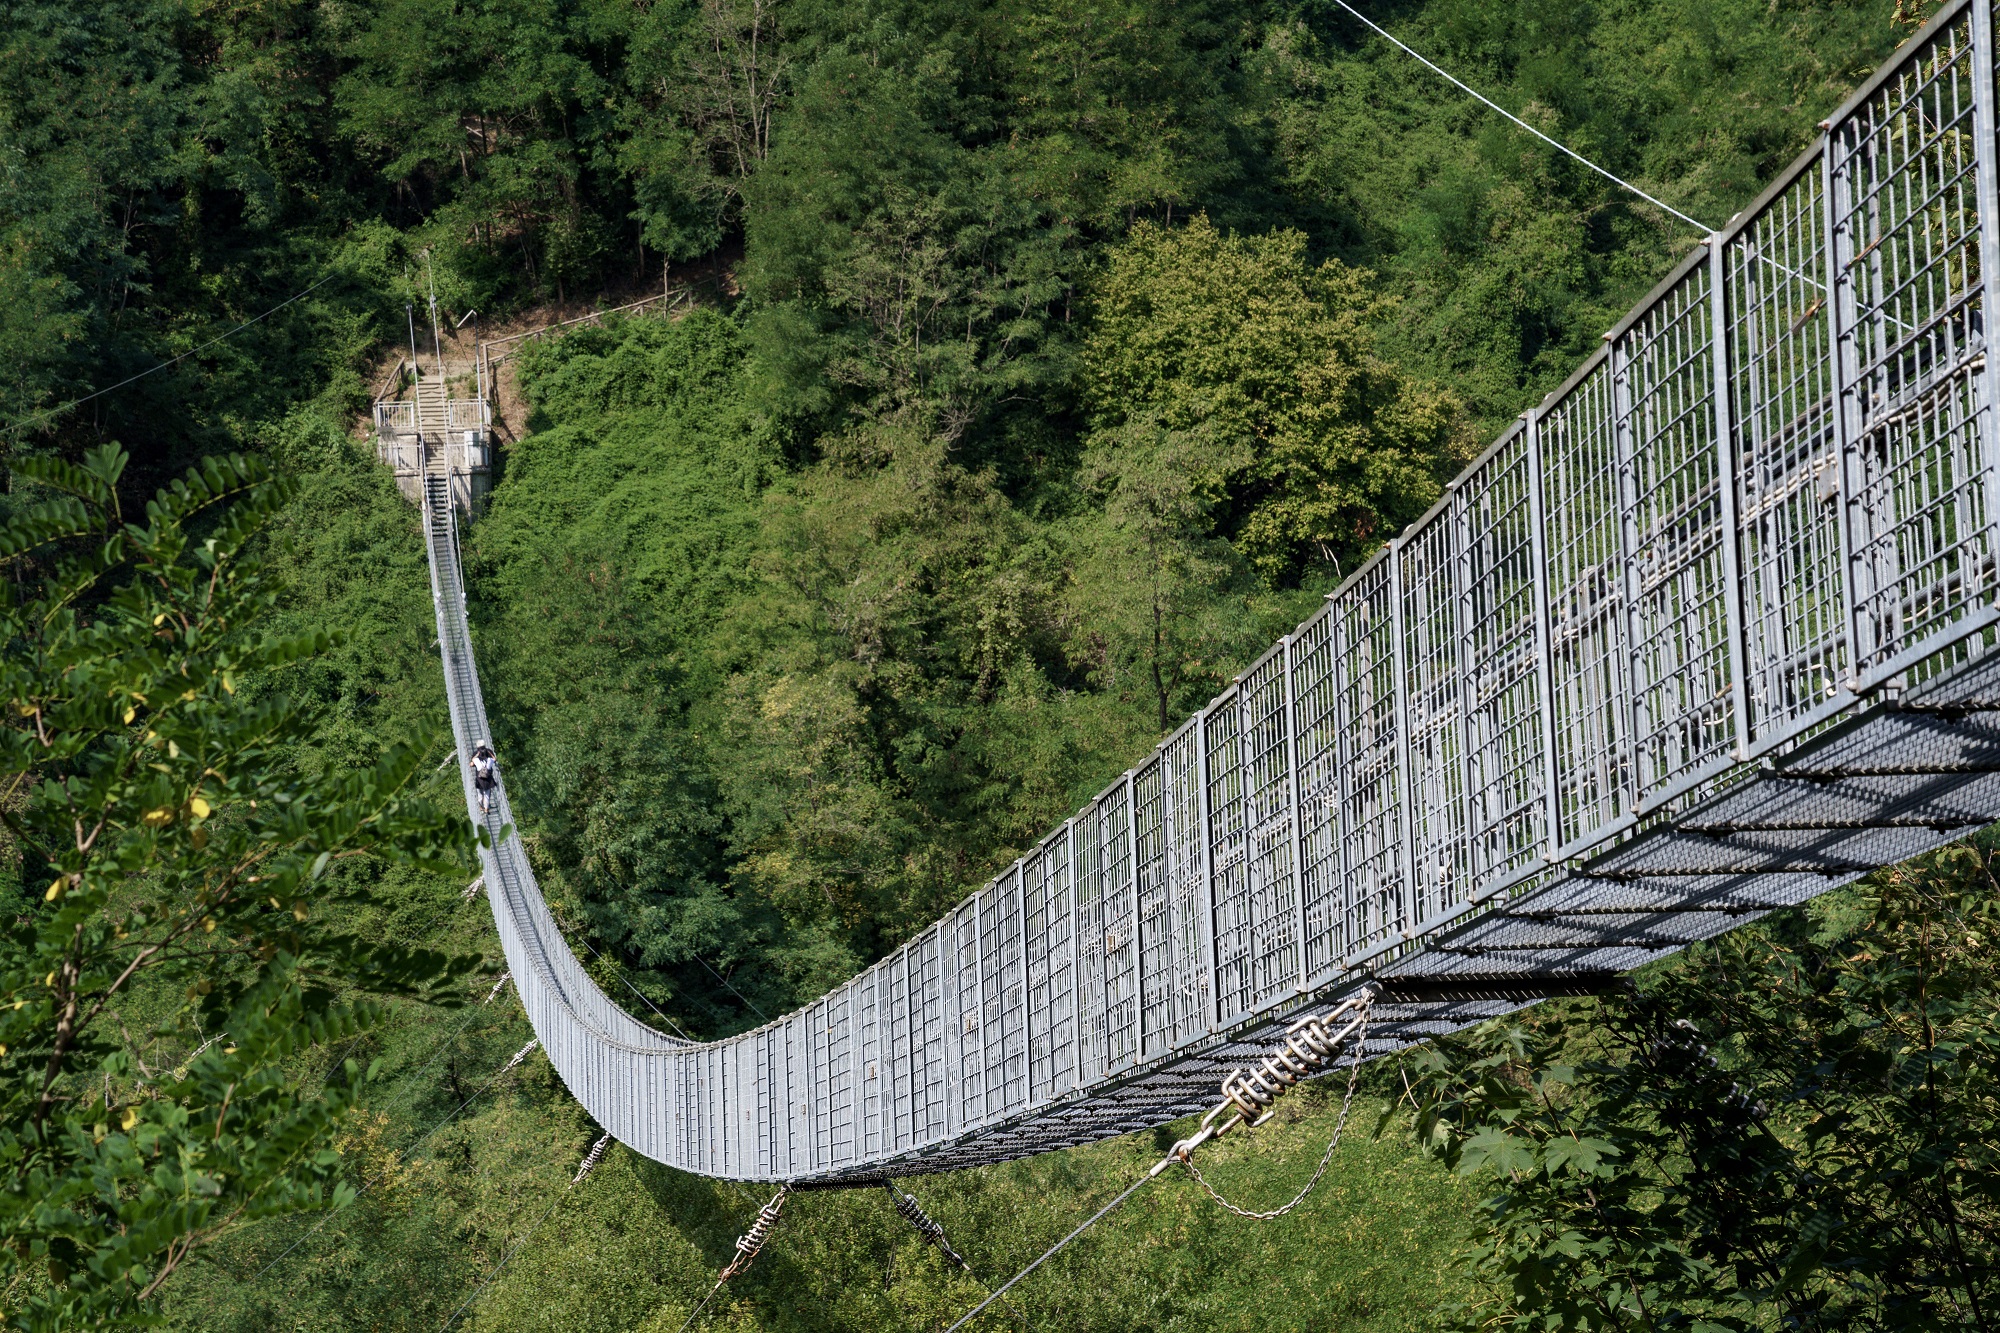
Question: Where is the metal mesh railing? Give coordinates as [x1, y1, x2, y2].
[415, 0, 2000, 1184]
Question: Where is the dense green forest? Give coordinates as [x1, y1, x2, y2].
[8, 0, 1999, 1327]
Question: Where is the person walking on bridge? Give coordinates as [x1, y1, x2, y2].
[470, 743, 499, 816]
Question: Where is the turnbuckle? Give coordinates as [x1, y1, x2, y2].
[1150, 990, 1374, 1177]
[719, 1186, 789, 1282]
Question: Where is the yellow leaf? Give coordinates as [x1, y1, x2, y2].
[142, 808, 173, 828]
[202, 917, 217, 933]
[268, 897, 280, 910]
[0, 1044, 8, 1057]
[221, 673, 234, 695]
[120, 1106, 138, 1130]
[122, 708, 136, 725]
[43, 972, 55, 988]
[44, 879, 63, 902]
[167, 740, 179, 759]
[293, 901, 309, 922]
[154, 613, 167, 627]
[189, 797, 210, 819]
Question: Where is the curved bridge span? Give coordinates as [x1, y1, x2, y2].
[416, 0, 2000, 1184]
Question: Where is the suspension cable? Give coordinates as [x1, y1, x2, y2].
[1324, 0, 1709, 232]
[884, 1181, 1027, 1328]
[436, 1132, 616, 1331]
[0, 272, 340, 440]
[253, 1036, 541, 1278]
[943, 988, 1377, 1332]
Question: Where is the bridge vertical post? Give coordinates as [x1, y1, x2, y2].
[1969, 0, 2000, 587]
[1524, 409, 1561, 870]
[1819, 121, 1867, 693]
[1065, 819, 1084, 1090]
[1123, 772, 1140, 1065]
[1013, 858, 1031, 1112]
[1281, 634, 1307, 990]
[1708, 236, 1755, 758]
[940, 917, 958, 1142]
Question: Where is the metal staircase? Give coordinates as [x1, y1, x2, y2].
[402, 0, 2000, 1186]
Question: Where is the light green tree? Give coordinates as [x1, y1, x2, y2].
[1083, 214, 1466, 586]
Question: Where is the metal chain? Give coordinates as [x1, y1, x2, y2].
[1176, 992, 1373, 1221]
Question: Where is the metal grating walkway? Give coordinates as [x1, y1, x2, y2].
[414, 0, 2000, 1184]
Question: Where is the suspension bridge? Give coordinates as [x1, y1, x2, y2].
[380, 0, 2000, 1189]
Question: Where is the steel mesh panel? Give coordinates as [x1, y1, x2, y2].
[858, 969, 881, 1159]
[1100, 782, 1138, 1069]
[1621, 262, 1737, 801]
[1402, 508, 1470, 922]
[1830, 10, 1998, 682]
[1133, 759, 1172, 1060]
[1073, 805, 1108, 1082]
[1026, 833, 1075, 1100]
[1293, 603, 1345, 982]
[1204, 686, 1249, 1019]
[1542, 361, 1632, 851]
[914, 927, 948, 1145]
[956, 894, 985, 1127]
[1462, 431, 1547, 887]
[1728, 158, 1850, 733]
[1333, 559, 1407, 956]
[988, 871, 1027, 1117]
[828, 986, 854, 1167]
[1223, 652, 1299, 1016]
[1162, 725, 1209, 1045]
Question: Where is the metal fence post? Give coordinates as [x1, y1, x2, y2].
[1969, 1, 2000, 576]
[1819, 121, 1867, 693]
[1194, 710, 1218, 1033]
[1123, 772, 1140, 1064]
[1611, 333, 1647, 806]
[1013, 858, 1032, 1110]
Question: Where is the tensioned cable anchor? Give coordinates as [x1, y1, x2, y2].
[678, 1185, 791, 1332]
[484, 971, 511, 1004]
[1168, 990, 1374, 1221]
[573, 1133, 612, 1185]
[943, 987, 1377, 1333]
[883, 1181, 1029, 1327]
[885, 1180, 968, 1269]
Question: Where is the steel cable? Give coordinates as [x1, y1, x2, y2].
[251, 1036, 539, 1278]
[1177, 995, 1374, 1221]
[436, 1132, 616, 1331]
[0, 273, 340, 440]
[942, 990, 1376, 1331]
[1324, 0, 1709, 232]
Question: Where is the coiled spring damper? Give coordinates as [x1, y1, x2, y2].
[885, 1182, 967, 1270]
[718, 1186, 789, 1283]
[1219, 1001, 1369, 1128]
[1152, 992, 1368, 1184]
